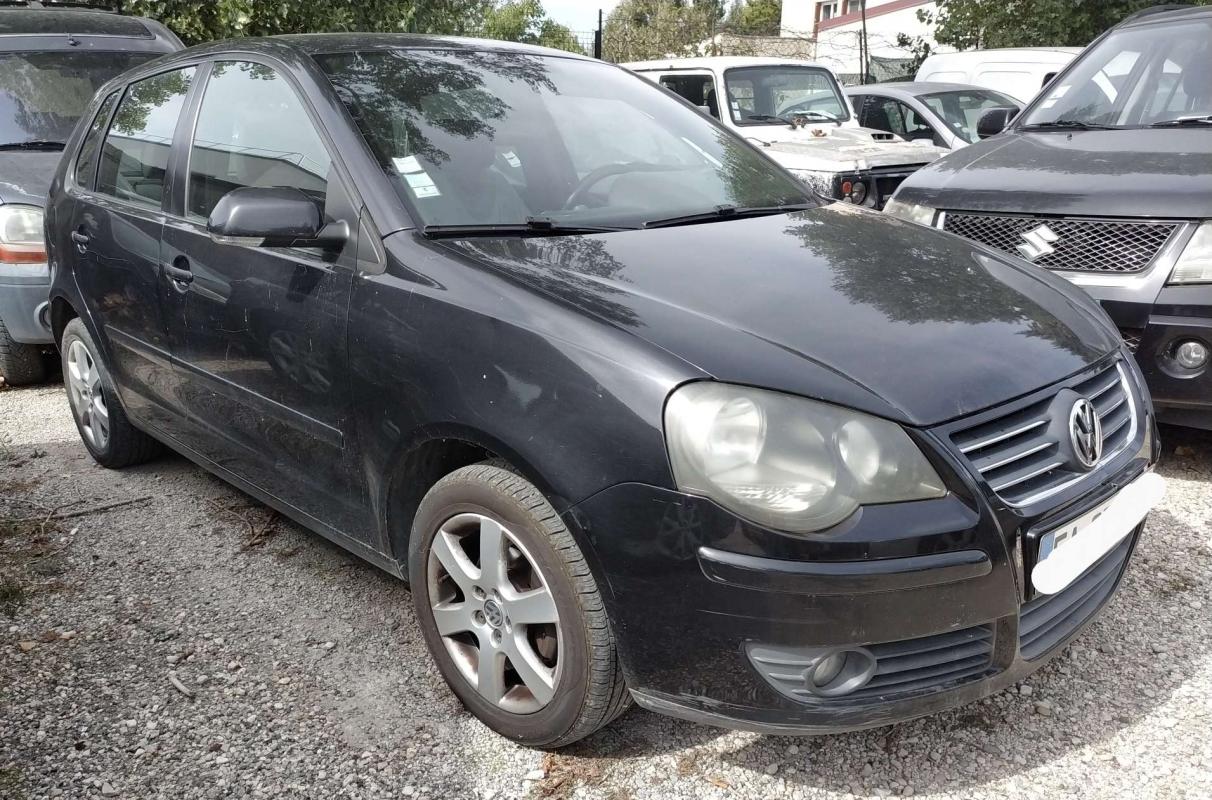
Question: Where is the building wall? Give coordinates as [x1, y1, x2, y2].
[781, 0, 942, 80]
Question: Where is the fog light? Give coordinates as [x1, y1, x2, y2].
[1174, 339, 1209, 370]
[802, 648, 877, 697]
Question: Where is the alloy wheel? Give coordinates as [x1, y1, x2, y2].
[426, 512, 561, 714]
[66, 339, 109, 450]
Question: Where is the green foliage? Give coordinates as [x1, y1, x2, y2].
[481, 0, 585, 54]
[907, 0, 1212, 56]
[117, 0, 493, 43]
[603, 0, 719, 61]
[724, 0, 782, 36]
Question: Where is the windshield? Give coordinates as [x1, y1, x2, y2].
[0, 51, 160, 146]
[1022, 17, 1212, 128]
[723, 65, 849, 125]
[314, 50, 812, 230]
[920, 89, 1020, 143]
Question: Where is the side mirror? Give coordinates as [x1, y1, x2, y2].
[976, 107, 1018, 139]
[207, 186, 348, 250]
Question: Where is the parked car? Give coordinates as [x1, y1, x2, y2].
[888, 4, 1212, 431]
[48, 34, 1163, 747]
[846, 82, 1021, 151]
[0, 2, 181, 385]
[915, 47, 1083, 105]
[624, 56, 948, 209]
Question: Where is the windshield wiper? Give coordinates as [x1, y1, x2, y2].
[1019, 119, 1116, 131]
[744, 114, 798, 127]
[1149, 115, 1212, 127]
[423, 217, 633, 239]
[0, 140, 67, 151]
[643, 203, 815, 229]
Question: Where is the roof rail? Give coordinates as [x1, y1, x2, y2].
[0, 0, 121, 10]
[1119, 4, 1193, 25]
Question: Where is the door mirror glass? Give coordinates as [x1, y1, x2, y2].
[977, 107, 1016, 138]
[207, 186, 347, 249]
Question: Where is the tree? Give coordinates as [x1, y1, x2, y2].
[116, 0, 492, 44]
[901, 0, 1212, 61]
[480, 0, 586, 54]
[603, 0, 719, 61]
[724, 0, 782, 36]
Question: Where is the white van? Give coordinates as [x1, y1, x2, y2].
[915, 47, 1083, 105]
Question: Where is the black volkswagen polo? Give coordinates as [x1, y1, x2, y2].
[47, 35, 1164, 747]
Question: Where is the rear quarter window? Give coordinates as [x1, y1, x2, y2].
[74, 91, 119, 191]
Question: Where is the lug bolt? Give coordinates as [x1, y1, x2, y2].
[473, 586, 486, 599]
[473, 610, 485, 625]
[491, 630, 502, 646]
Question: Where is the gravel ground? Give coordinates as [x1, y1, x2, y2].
[1, 381, 1211, 800]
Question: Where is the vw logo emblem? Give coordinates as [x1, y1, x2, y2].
[1017, 224, 1059, 261]
[483, 599, 505, 629]
[1069, 398, 1103, 469]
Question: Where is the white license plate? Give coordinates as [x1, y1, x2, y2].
[1032, 472, 1166, 596]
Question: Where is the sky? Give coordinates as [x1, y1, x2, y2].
[542, 0, 623, 34]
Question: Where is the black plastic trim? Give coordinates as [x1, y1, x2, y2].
[697, 546, 991, 595]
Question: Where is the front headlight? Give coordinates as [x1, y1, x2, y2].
[1169, 223, 1212, 284]
[664, 383, 947, 533]
[787, 169, 837, 198]
[0, 205, 47, 265]
[883, 198, 937, 226]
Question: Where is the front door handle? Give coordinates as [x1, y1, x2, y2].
[70, 229, 90, 253]
[164, 256, 193, 285]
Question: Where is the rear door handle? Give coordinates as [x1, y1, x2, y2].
[70, 230, 90, 252]
[164, 257, 193, 285]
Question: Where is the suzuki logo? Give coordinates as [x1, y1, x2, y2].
[1069, 398, 1103, 470]
[1017, 224, 1059, 261]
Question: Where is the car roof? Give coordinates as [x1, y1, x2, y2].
[0, 6, 182, 50]
[1119, 4, 1212, 27]
[845, 81, 1015, 97]
[623, 55, 832, 72]
[202, 32, 595, 60]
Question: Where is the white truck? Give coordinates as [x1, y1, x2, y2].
[624, 56, 948, 209]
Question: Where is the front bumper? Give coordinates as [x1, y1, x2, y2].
[568, 418, 1157, 734]
[1102, 284, 1212, 430]
[0, 262, 53, 345]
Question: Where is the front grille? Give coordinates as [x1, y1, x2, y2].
[748, 625, 993, 704]
[1119, 328, 1144, 353]
[941, 212, 1180, 273]
[950, 361, 1136, 506]
[1019, 534, 1134, 660]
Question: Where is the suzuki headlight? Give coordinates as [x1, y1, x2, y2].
[0, 205, 47, 265]
[884, 198, 937, 226]
[665, 383, 946, 533]
[787, 169, 837, 198]
[1169, 223, 1212, 284]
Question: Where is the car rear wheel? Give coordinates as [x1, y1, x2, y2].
[409, 463, 629, 748]
[0, 316, 46, 386]
[60, 318, 161, 468]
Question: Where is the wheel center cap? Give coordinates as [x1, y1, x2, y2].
[483, 599, 505, 629]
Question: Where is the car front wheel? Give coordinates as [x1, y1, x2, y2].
[409, 463, 629, 747]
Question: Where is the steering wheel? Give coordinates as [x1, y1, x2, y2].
[563, 162, 687, 209]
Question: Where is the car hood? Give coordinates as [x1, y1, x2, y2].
[0, 151, 61, 207]
[748, 125, 947, 172]
[895, 129, 1212, 218]
[439, 205, 1120, 426]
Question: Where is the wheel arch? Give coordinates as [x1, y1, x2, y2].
[49, 294, 80, 347]
[382, 423, 568, 566]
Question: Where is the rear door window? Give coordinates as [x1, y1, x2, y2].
[74, 91, 119, 191]
[658, 73, 720, 118]
[96, 67, 196, 209]
[186, 61, 331, 220]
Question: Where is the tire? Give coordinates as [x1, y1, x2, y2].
[0, 315, 46, 386]
[60, 318, 162, 468]
[409, 463, 630, 748]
